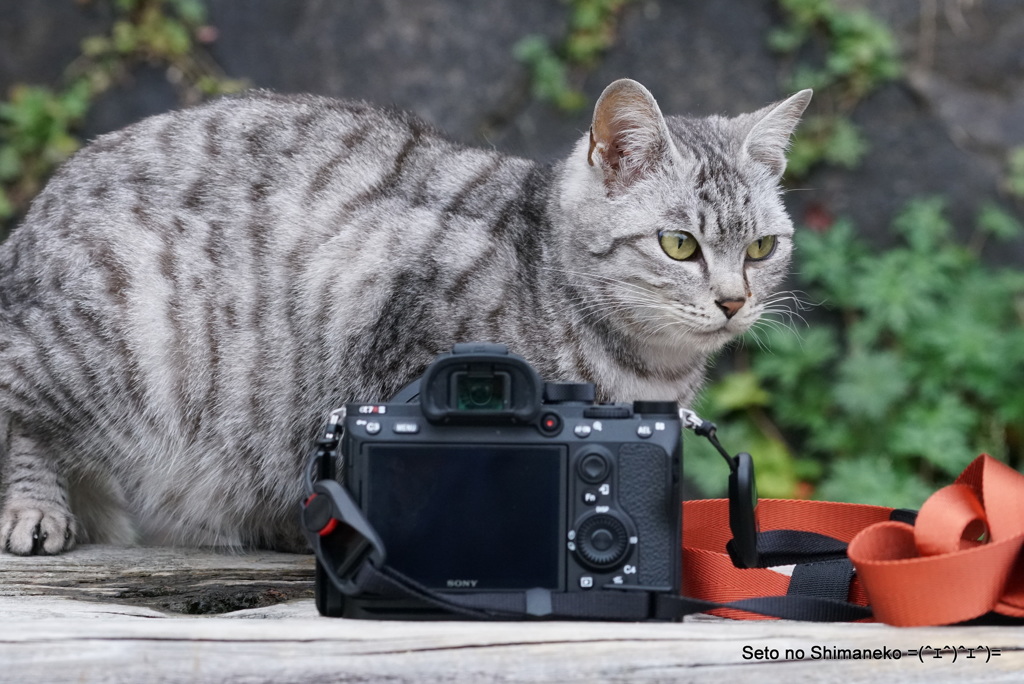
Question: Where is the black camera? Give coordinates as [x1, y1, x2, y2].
[302, 343, 682, 621]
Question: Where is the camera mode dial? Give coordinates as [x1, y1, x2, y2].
[573, 512, 631, 571]
[632, 400, 678, 416]
[543, 382, 596, 404]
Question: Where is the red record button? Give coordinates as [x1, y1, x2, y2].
[540, 413, 561, 434]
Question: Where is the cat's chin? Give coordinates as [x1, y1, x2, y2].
[688, 329, 742, 354]
[645, 325, 739, 357]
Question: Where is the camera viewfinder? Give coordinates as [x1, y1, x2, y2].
[452, 370, 510, 411]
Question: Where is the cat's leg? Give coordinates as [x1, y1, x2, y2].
[0, 421, 77, 555]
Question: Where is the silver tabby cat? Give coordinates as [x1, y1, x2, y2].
[0, 79, 810, 555]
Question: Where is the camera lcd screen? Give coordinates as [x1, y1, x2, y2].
[361, 444, 565, 591]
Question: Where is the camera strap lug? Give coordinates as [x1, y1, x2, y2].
[304, 407, 347, 496]
[323, 407, 346, 442]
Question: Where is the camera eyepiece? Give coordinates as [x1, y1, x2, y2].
[418, 344, 543, 424]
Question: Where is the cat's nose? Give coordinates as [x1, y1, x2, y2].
[716, 298, 746, 319]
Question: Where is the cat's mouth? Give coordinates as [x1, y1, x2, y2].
[692, 325, 738, 340]
[692, 314, 754, 340]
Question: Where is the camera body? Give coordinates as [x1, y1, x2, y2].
[314, 343, 682, 620]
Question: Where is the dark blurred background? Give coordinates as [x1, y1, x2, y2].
[1, 0, 1022, 504]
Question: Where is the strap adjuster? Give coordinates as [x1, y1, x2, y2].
[301, 479, 387, 595]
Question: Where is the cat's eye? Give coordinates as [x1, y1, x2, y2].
[659, 230, 700, 261]
[746, 235, 777, 261]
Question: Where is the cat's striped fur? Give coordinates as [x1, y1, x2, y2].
[0, 79, 809, 554]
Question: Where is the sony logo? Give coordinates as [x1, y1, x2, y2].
[446, 579, 479, 588]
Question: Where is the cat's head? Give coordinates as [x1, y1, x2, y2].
[555, 79, 812, 362]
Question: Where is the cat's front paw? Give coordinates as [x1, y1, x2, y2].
[0, 504, 77, 555]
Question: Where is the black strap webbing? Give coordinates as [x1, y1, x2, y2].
[787, 558, 856, 602]
[334, 556, 872, 622]
[654, 593, 871, 622]
[747, 529, 850, 567]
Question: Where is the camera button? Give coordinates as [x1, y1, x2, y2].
[365, 421, 382, 435]
[579, 576, 594, 589]
[573, 424, 592, 438]
[578, 453, 609, 483]
[636, 424, 653, 438]
[539, 413, 561, 435]
[582, 489, 599, 505]
[392, 422, 420, 434]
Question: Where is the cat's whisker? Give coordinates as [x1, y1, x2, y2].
[746, 310, 808, 351]
[758, 318, 795, 340]
[570, 292, 684, 338]
[754, 309, 799, 335]
[564, 291, 682, 320]
[740, 326, 770, 353]
[539, 265, 668, 299]
[759, 306, 807, 331]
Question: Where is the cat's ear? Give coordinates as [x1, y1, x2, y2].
[742, 89, 813, 179]
[588, 79, 670, 193]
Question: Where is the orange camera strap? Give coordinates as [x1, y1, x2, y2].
[682, 454, 1024, 626]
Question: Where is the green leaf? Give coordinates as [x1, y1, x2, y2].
[892, 196, 952, 253]
[113, 20, 138, 53]
[817, 456, 935, 508]
[61, 79, 92, 120]
[1006, 147, 1024, 199]
[767, 26, 807, 53]
[0, 187, 14, 219]
[793, 219, 867, 306]
[706, 372, 771, 412]
[834, 351, 909, 421]
[746, 430, 800, 499]
[788, 65, 833, 92]
[0, 146, 21, 182]
[784, 133, 822, 179]
[977, 202, 1023, 241]
[890, 395, 977, 475]
[751, 325, 839, 393]
[778, 0, 836, 28]
[80, 35, 113, 58]
[513, 35, 586, 112]
[851, 249, 946, 337]
[821, 117, 867, 168]
[171, 0, 207, 25]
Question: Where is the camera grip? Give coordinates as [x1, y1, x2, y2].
[617, 444, 675, 586]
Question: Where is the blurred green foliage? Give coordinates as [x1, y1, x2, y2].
[769, 0, 901, 101]
[0, 82, 91, 222]
[769, 0, 901, 178]
[1006, 146, 1024, 201]
[687, 198, 1024, 506]
[514, 0, 634, 112]
[0, 0, 243, 235]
